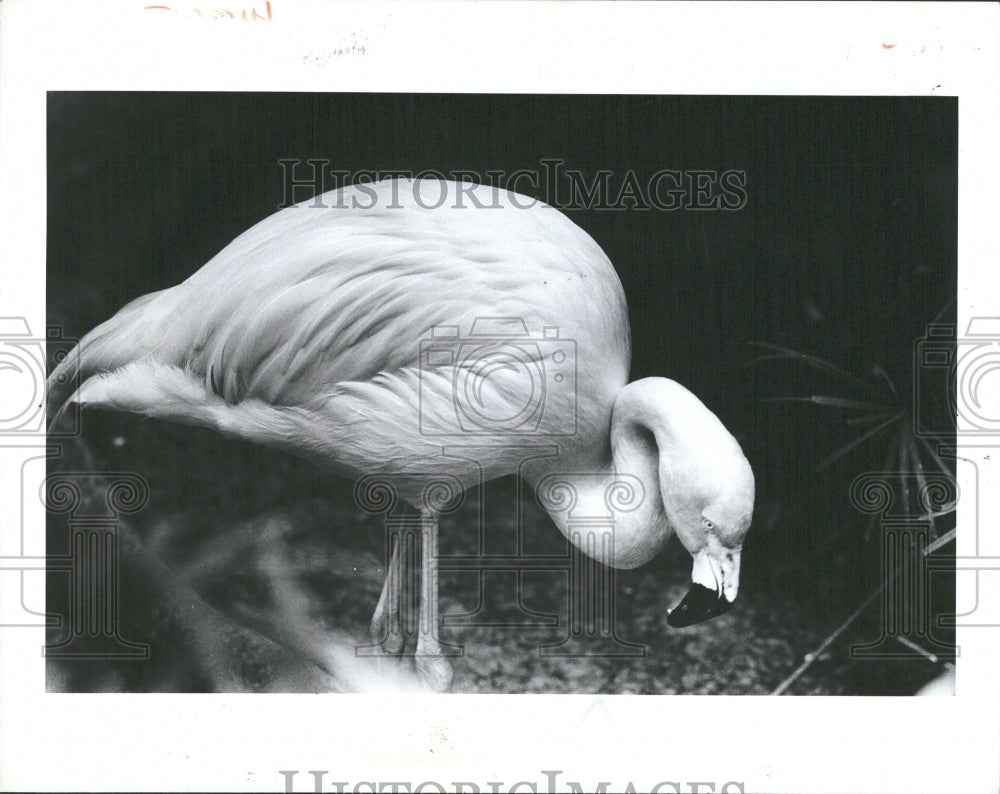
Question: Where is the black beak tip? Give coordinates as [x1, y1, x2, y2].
[667, 583, 734, 628]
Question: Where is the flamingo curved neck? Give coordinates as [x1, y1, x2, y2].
[526, 378, 707, 570]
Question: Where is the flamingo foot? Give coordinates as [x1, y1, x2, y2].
[416, 654, 454, 693]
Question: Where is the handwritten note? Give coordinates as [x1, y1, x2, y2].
[144, 1, 272, 21]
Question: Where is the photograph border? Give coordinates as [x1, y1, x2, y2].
[1, 2, 998, 793]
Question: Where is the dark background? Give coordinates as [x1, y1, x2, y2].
[46, 93, 957, 694]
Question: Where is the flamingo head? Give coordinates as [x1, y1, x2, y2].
[663, 416, 755, 628]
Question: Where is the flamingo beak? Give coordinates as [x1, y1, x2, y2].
[667, 548, 739, 628]
[666, 583, 733, 627]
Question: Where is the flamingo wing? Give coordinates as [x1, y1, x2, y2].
[49, 180, 630, 472]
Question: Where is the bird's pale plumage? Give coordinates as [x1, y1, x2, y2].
[49, 178, 754, 689]
[52, 180, 628, 486]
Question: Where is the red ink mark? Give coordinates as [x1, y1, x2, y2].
[145, 1, 271, 20]
[882, 43, 896, 50]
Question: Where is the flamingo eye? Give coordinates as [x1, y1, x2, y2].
[702, 517, 715, 530]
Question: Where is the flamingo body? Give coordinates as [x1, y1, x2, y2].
[48, 178, 755, 690]
[54, 180, 627, 495]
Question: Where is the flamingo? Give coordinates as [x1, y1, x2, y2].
[47, 177, 755, 691]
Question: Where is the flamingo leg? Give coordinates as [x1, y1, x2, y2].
[415, 509, 453, 691]
[369, 533, 405, 655]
